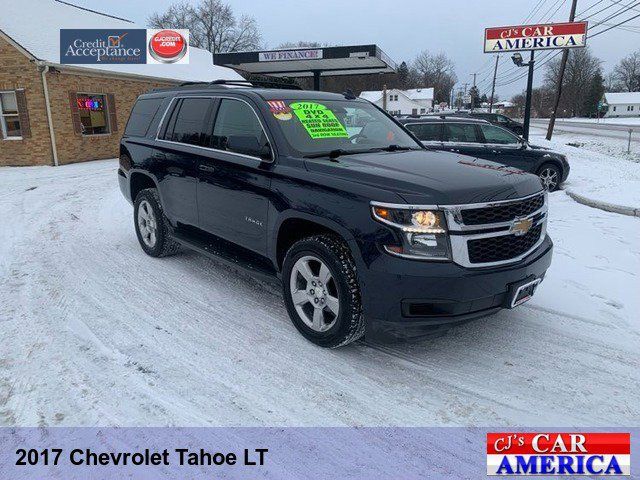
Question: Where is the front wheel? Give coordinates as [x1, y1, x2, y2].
[538, 163, 562, 192]
[282, 235, 365, 348]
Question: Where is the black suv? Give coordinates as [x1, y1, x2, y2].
[400, 117, 570, 191]
[118, 81, 553, 348]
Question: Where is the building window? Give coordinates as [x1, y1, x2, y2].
[77, 93, 109, 135]
[0, 91, 21, 139]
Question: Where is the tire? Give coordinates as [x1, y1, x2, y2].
[133, 188, 180, 257]
[282, 234, 364, 348]
[537, 163, 562, 192]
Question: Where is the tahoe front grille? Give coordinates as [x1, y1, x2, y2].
[444, 192, 548, 268]
[467, 224, 543, 264]
[460, 193, 545, 225]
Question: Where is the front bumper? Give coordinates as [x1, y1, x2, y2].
[363, 235, 553, 341]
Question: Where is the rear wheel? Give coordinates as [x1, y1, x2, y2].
[133, 188, 180, 257]
[538, 163, 562, 192]
[282, 235, 364, 348]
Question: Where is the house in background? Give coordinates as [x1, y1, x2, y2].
[603, 92, 640, 118]
[360, 87, 434, 115]
[0, 0, 241, 167]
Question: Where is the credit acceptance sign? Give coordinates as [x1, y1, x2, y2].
[484, 21, 588, 53]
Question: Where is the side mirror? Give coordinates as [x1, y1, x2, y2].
[225, 135, 272, 161]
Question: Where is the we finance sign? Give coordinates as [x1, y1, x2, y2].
[484, 21, 588, 53]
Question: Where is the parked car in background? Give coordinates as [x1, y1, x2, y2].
[399, 116, 569, 191]
[467, 112, 524, 136]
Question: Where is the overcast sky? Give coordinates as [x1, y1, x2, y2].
[71, 0, 639, 99]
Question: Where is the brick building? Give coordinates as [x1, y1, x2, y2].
[0, 0, 241, 167]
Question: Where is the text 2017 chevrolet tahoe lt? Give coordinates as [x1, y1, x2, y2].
[118, 81, 552, 348]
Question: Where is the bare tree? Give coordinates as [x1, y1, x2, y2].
[544, 48, 602, 117]
[276, 41, 325, 49]
[148, 0, 262, 53]
[613, 50, 640, 92]
[410, 51, 458, 104]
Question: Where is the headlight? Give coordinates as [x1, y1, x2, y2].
[371, 204, 450, 260]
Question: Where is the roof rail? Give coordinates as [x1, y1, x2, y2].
[176, 79, 302, 90]
[209, 79, 302, 90]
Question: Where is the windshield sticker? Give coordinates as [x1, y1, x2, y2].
[267, 100, 293, 121]
[289, 102, 349, 139]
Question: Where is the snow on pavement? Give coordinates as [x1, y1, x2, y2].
[0, 160, 638, 427]
[530, 128, 640, 210]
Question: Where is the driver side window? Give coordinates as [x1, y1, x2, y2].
[212, 99, 268, 155]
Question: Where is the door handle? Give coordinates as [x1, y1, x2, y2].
[198, 164, 216, 173]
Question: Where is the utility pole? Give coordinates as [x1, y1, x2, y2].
[471, 73, 477, 87]
[489, 55, 499, 113]
[522, 50, 535, 140]
[383, 84, 387, 112]
[546, 0, 578, 140]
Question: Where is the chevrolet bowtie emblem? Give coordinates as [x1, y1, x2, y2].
[510, 217, 533, 236]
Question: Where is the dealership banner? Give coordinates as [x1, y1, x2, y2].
[60, 29, 189, 64]
[484, 21, 588, 53]
[0, 428, 635, 479]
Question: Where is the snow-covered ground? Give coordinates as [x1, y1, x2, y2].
[0, 159, 639, 427]
[544, 117, 640, 126]
[530, 127, 640, 209]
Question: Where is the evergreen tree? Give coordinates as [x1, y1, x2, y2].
[468, 86, 480, 109]
[582, 70, 605, 117]
[397, 61, 410, 89]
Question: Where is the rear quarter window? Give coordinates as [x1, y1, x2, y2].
[125, 97, 164, 137]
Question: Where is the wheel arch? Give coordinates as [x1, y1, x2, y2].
[537, 159, 564, 176]
[272, 212, 360, 272]
[129, 171, 159, 203]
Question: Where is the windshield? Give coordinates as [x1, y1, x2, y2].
[265, 99, 421, 157]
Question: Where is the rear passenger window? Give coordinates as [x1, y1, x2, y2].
[162, 98, 213, 146]
[406, 123, 442, 142]
[125, 98, 163, 137]
[212, 99, 268, 154]
[444, 124, 481, 143]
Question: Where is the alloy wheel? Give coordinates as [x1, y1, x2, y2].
[137, 200, 158, 248]
[539, 167, 559, 191]
[289, 255, 340, 332]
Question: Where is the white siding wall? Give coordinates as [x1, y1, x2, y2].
[605, 103, 640, 117]
[374, 90, 422, 115]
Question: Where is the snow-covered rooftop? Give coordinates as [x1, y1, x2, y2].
[0, 0, 243, 83]
[359, 87, 434, 103]
[404, 88, 434, 101]
[604, 92, 640, 105]
[359, 90, 383, 102]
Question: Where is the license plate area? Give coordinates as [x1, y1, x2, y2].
[509, 278, 541, 308]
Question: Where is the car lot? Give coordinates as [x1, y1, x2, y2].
[0, 159, 638, 427]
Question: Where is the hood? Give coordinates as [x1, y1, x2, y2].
[304, 149, 543, 205]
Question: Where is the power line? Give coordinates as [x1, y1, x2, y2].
[576, 0, 606, 16]
[589, 9, 640, 35]
[496, 0, 640, 87]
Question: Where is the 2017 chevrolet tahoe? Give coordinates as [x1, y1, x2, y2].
[118, 80, 553, 348]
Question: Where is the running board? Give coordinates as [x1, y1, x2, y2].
[172, 227, 281, 287]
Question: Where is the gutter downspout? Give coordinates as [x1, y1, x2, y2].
[37, 61, 59, 167]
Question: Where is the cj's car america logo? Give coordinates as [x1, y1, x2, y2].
[61, 29, 147, 64]
[487, 432, 630, 476]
